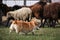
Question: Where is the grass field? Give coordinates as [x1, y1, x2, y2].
[0, 26, 60, 40]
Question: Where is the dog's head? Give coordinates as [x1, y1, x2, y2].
[31, 17, 41, 28]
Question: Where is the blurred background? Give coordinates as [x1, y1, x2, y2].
[2, 0, 60, 7]
[0, 0, 60, 40]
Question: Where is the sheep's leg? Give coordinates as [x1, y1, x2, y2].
[15, 17, 19, 20]
[25, 33, 28, 35]
[6, 18, 10, 27]
[32, 30, 35, 35]
[32, 32, 34, 35]
[40, 19, 43, 27]
[29, 14, 31, 21]
[23, 16, 26, 21]
[23, 18, 25, 21]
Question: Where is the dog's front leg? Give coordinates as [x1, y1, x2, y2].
[16, 29, 19, 34]
[32, 30, 35, 35]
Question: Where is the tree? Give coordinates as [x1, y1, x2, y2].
[40, 0, 47, 2]
[0, 0, 2, 25]
[40, 0, 51, 3]
[47, 0, 51, 3]
[0, 0, 2, 4]
[24, 0, 26, 6]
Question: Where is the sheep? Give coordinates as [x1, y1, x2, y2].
[43, 2, 60, 27]
[7, 7, 32, 20]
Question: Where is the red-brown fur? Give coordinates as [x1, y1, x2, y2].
[30, 4, 42, 19]
[43, 3, 60, 19]
[43, 2, 60, 27]
[30, 1, 47, 19]
[9, 18, 40, 34]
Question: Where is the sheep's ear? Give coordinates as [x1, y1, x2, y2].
[7, 12, 11, 18]
[7, 12, 11, 16]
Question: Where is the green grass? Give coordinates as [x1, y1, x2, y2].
[0, 26, 60, 40]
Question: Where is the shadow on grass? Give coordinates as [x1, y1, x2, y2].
[21, 33, 43, 36]
[55, 26, 60, 28]
[0, 25, 9, 28]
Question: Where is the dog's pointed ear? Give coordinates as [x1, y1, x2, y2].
[12, 20, 17, 24]
[14, 20, 17, 24]
[34, 22, 38, 25]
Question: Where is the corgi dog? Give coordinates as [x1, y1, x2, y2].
[9, 17, 41, 35]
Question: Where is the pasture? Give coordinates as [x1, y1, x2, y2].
[0, 26, 60, 40]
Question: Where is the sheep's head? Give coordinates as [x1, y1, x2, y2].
[7, 11, 14, 19]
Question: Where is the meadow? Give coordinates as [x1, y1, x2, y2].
[0, 26, 60, 40]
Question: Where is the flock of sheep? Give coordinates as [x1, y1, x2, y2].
[1, 1, 60, 34]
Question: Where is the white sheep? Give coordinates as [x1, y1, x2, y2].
[7, 7, 32, 21]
